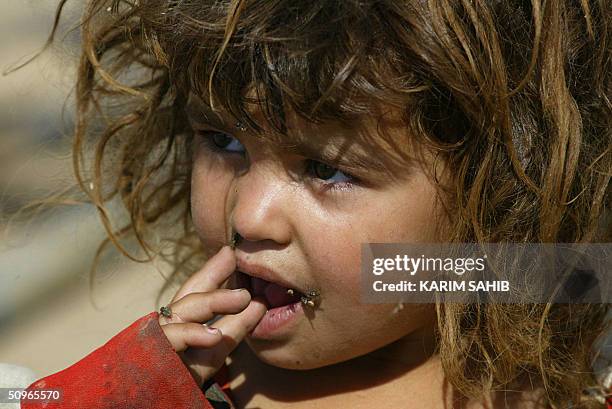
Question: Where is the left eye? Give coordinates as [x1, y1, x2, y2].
[306, 160, 353, 184]
[197, 131, 245, 154]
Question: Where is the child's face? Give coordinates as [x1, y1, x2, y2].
[188, 92, 448, 369]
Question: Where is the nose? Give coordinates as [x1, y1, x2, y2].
[229, 163, 293, 246]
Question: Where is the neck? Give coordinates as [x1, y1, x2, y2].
[226, 330, 450, 408]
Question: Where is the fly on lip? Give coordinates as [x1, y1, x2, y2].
[297, 289, 320, 307]
[235, 270, 320, 309]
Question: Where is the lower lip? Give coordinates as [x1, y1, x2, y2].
[249, 301, 303, 339]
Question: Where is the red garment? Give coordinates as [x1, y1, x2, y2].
[21, 311, 235, 409]
[18, 310, 612, 408]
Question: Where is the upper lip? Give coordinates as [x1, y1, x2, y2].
[235, 257, 303, 294]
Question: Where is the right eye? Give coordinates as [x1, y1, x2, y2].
[195, 130, 246, 154]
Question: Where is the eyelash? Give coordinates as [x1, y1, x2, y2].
[194, 130, 358, 192]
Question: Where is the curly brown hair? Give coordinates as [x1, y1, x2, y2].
[18, 0, 612, 407]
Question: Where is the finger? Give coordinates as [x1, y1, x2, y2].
[202, 296, 268, 357]
[171, 245, 237, 302]
[177, 348, 216, 387]
[162, 322, 223, 352]
[161, 289, 251, 325]
[180, 297, 268, 383]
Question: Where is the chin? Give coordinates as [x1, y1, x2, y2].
[244, 337, 362, 370]
[244, 338, 335, 370]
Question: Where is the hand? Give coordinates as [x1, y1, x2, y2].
[158, 245, 266, 386]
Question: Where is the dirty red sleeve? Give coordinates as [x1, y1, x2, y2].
[21, 311, 215, 409]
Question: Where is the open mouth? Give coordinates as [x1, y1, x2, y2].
[235, 270, 305, 309]
[235, 270, 311, 338]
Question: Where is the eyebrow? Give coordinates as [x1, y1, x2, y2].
[184, 96, 230, 130]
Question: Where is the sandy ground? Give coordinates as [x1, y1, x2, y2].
[0, 256, 176, 377]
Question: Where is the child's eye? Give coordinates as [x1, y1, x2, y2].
[195, 130, 357, 192]
[196, 130, 245, 154]
[305, 160, 357, 192]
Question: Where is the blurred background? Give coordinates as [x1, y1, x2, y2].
[0, 0, 177, 381]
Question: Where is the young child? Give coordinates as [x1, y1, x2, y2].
[19, 0, 611, 408]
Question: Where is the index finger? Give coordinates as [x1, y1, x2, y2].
[171, 245, 237, 303]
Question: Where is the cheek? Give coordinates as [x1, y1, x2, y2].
[304, 188, 442, 302]
[300, 219, 363, 302]
[190, 161, 230, 246]
[299, 174, 442, 330]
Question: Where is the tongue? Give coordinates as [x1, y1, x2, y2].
[252, 276, 269, 296]
[251, 276, 299, 308]
[265, 282, 299, 308]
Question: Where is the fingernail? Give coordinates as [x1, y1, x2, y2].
[205, 325, 220, 334]
[232, 288, 246, 292]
